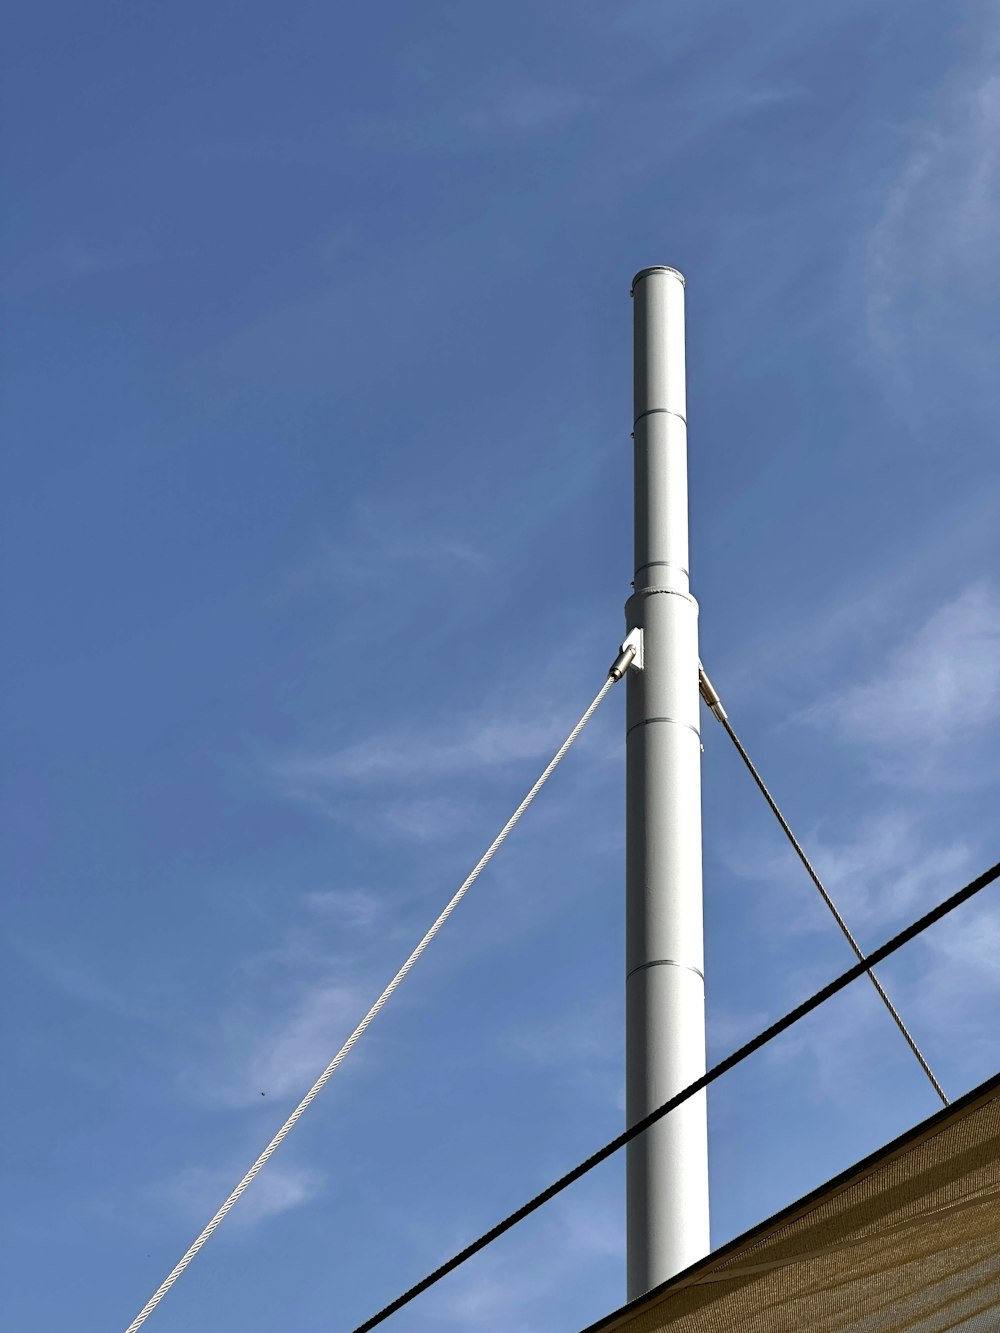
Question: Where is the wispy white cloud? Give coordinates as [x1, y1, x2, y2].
[758, 979, 878, 1104]
[774, 892, 1000, 1107]
[189, 976, 371, 1109]
[502, 1006, 619, 1069]
[726, 809, 972, 937]
[796, 816, 971, 930]
[1, 237, 154, 296]
[308, 513, 487, 593]
[274, 495, 489, 613]
[239, 981, 366, 1101]
[268, 653, 622, 849]
[501, 1001, 624, 1109]
[458, 80, 590, 135]
[424, 1186, 622, 1332]
[178, 884, 391, 1110]
[706, 487, 1000, 717]
[278, 711, 569, 788]
[10, 936, 144, 1019]
[904, 900, 1000, 1085]
[721, 558, 998, 1100]
[302, 886, 382, 930]
[721, 802, 994, 1111]
[864, 25, 1000, 415]
[271, 789, 478, 845]
[379, 795, 474, 842]
[162, 1159, 323, 1232]
[707, 1004, 772, 1059]
[266, 650, 615, 853]
[803, 582, 1000, 787]
[691, 82, 807, 120]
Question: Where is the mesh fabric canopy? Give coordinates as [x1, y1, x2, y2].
[584, 1072, 1000, 1333]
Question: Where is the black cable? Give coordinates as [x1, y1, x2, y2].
[351, 859, 1000, 1333]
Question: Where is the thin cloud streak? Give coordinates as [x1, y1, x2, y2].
[906, 901, 1000, 1085]
[162, 1159, 323, 1232]
[724, 810, 973, 937]
[864, 20, 1000, 417]
[458, 80, 591, 135]
[177, 891, 390, 1111]
[803, 582, 1000, 788]
[278, 713, 570, 786]
[268, 657, 615, 804]
[303, 887, 382, 929]
[501, 1002, 624, 1110]
[185, 977, 371, 1109]
[423, 1184, 623, 1332]
[10, 936, 145, 1020]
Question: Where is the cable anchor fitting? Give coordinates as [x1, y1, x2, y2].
[609, 627, 643, 681]
[698, 662, 728, 721]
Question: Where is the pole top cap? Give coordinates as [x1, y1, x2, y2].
[631, 266, 686, 295]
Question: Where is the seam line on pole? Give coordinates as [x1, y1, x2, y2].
[631, 587, 696, 604]
[633, 561, 689, 580]
[626, 717, 701, 741]
[633, 407, 687, 428]
[627, 959, 704, 983]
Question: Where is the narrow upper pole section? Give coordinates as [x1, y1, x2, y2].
[630, 267, 690, 596]
[625, 266, 709, 1299]
[632, 267, 687, 424]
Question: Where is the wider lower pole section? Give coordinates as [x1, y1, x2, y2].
[625, 267, 709, 1298]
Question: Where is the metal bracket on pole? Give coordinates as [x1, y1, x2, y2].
[610, 627, 644, 681]
[622, 626, 644, 671]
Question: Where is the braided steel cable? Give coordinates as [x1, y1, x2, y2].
[698, 663, 948, 1107]
[121, 669, 621, 1333]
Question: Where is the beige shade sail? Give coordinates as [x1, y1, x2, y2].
[583, 1071, 1000, 1333]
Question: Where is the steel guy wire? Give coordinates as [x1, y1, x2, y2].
[352, 857, 1000, 1333]
[698, 663, 948, 1107]
[121, 667, 624, 1333]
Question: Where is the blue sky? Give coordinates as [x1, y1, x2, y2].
[3, 2, 1000, 1330]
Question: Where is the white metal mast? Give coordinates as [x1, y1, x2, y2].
[625, 266, 710, 1298]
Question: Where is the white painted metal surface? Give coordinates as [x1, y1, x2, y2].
[625, 267, 710, 1299]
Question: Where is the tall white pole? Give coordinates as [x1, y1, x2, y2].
[625, 267, 709, 1298]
